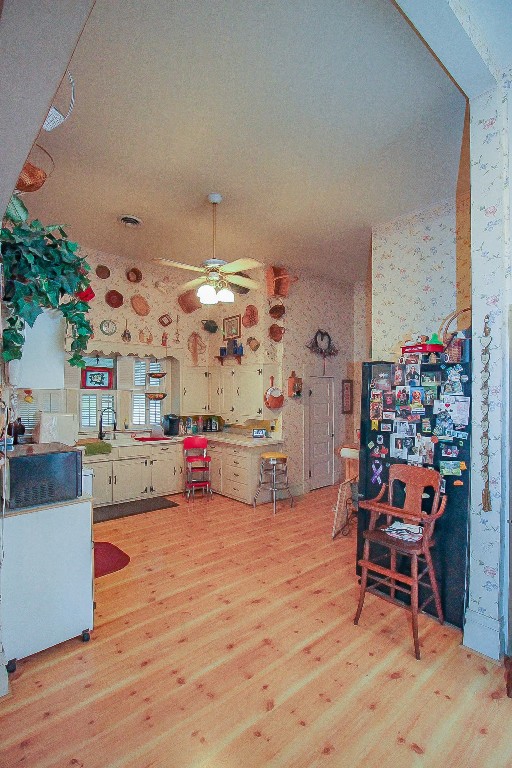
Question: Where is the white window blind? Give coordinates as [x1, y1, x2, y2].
[81, 394, 97, 428]
[149, 360, 162, 387]
[16, 401, 38, 436]
[134, 360, 146, 387]
[149, 399, 162, 425]
[132, 394, 146, 425]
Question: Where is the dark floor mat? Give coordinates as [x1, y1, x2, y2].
[94, 496, 179, 523]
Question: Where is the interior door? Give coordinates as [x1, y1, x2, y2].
[308, 376, 335, 490]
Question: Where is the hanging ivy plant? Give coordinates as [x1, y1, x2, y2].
[1, 213, 93, 367]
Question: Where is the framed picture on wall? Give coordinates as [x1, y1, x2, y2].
[342, 379, 353, 414]
[222, 314, 241, 340]
[81, 367, 113, 389]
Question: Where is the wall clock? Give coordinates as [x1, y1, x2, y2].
[99, 319, 117, 336]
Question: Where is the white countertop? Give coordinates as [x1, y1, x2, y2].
[81, 432, 283, 461]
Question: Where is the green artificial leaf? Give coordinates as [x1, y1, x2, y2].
[19, 300, 43, 327]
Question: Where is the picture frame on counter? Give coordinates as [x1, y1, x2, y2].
[223, 314, 241, 340]
[341, 379, 353, 414]
[81, 367, 113, 390]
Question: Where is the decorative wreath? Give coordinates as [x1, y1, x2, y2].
[307, 329, 339, 358]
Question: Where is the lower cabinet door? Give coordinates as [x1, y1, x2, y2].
[90, 461, 113, 506]
[209, 449, 222, 493]
[112, 458, 151, 503]
[151, 458, 178, 495]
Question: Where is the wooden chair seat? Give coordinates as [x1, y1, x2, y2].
[362, 527, 432, 556]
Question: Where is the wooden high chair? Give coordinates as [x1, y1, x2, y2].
[354, 464, 447, 659]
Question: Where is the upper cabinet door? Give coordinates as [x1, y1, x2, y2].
[181, 366, 209, 415]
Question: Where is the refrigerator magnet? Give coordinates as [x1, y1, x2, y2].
[368, 441, 375, 449]
[371, 420, 379, 431]
[381, 423, 391, 432]
[376, 434, 384, 445]
[454, 480, 464, 486]
[459, 461, 467, 470]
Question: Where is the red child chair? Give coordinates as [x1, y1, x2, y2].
[183, 436, 212, 501]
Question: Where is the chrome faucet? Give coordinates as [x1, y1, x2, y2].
[99, 407, 117, 441]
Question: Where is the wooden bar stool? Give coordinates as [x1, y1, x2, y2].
[354, 464, 447, 659]
[253, 451, 293, 514]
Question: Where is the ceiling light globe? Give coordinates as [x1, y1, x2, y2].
[217, 287, 235, 303]
[197, 284, 218, 304]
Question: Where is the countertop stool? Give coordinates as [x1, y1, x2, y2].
[253, 451, 293, 515]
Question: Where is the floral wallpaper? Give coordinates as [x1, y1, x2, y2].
[372, 200, 459, 360]
[464, 79, 509, 656]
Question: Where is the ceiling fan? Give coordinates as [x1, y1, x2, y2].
[155, 194, 261, 303]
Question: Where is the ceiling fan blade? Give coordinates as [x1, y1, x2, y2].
[178, 277, 206, 291]
[227, 274, 260, 290]
[220, 258, 262, 274]
[155, 258, 204, 273]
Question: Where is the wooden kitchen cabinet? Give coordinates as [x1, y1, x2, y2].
[213, 365, 263, 424]
[149, 444, 183, 495]
[208, 444, 223, 493]
[113, 457, 151, 503]
[182, 366, 209, 415]
[89, 460, 114, 506]
[209, 441, 274, 505]
[236, 366, 263, 419]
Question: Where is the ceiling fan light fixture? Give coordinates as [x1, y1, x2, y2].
[197, 283, 218, 304]
[217, 286, 235, 303]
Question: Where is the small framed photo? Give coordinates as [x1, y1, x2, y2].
[342, 379, 353, 414]
[223, 314, 241, 340]
[81, 367, 113, 389]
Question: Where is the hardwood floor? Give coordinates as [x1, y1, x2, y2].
[1, 487, 510, 768]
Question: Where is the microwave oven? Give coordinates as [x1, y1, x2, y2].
[1, 443, 82, 509]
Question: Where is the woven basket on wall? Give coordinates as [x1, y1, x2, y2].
[15, 145, 55, 193]
[438, 307, 471, 362]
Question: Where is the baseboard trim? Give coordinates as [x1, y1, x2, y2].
[463, 609, 501, 660]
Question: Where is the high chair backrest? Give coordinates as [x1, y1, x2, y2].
[388, 464, 443, 519]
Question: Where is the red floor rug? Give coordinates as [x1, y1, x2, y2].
[94, 542, 130, 578]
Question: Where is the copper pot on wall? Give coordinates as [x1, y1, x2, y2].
[269, 324, 286, 342]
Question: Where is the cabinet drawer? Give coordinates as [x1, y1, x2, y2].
[223, 463, 250, 484]
[117, 446, 149, 459]
[224, 451, 250, 471]
[151, 444, 179, 458]
[222, 477, 250, 503]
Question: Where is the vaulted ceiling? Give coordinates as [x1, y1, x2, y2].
[22, 0, 466, 286]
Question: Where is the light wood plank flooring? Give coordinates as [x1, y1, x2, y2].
[1, 488, 510, 768]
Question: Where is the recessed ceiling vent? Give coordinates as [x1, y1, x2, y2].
[119, 214, 142, 227]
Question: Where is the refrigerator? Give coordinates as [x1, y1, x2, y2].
[357, 359, 471, 628]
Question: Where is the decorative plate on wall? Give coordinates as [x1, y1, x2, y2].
[96, 265, 111, 279]
[105, 290, 123, 308]
[99, 319, 117, 335]
[126, 267, 142, 283]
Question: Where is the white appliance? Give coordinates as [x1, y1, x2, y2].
[1, 498, 94, 669]
[37, 412, 79, 445]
